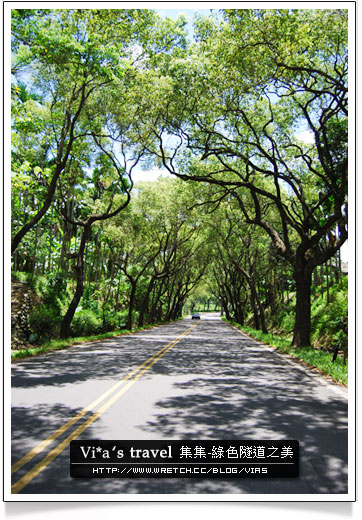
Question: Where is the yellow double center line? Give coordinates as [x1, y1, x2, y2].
[11, 323, 198, 494]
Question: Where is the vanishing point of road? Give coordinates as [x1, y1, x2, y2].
[10, 313, 348, 496]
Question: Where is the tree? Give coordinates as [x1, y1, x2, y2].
[11, 8, 187, 253]
[105, 177, 207, 328]
[151, 9, 348, 346]
[58, 138, 138, 338]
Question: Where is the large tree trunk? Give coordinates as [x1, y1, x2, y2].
[60, 225, 91, 339]
[292, 266, 312, 347]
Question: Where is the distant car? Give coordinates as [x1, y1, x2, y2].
[192, 312, 200, 319]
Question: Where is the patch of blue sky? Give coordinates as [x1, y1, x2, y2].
[157, 8, 213, 19]
[132, 165, 171, 184]
[156, 7, 214, 40]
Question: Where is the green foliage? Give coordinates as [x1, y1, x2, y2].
[29, 304, 62, 342]
[262, 276, 347, 352]
[81, 284, 100, 313]
[226, 320, 347, 386]
[71, 309, 102, 337]
[12, 271, 33, 284]
[269, 295, 296, 333]
[42, 272, 68, 313]
[101, 310, 128, 332]
[10, 9, 348, 356]
[311, 277, 348, 349]
[279, 310, 296, 334]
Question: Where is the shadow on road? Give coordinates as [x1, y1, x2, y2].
[11, 316, 348, 494]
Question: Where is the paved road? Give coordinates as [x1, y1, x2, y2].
[10, 314, 348, 496]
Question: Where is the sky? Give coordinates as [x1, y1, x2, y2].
[157, 8, 212, 18]
[132, 165, 171, 183]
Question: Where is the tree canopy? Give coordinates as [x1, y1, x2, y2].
[150, 8, 348, 346]
[11, 8, 348, 351]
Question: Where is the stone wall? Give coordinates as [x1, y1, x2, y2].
[11, 282, 38, 349]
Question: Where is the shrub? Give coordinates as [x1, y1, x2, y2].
[12, 271, 32, 284]
[279, 307, 295, 333]
[311, 278, 347, 349]
[268, 295, 295, 333]
[71, 309, 102, 337]
[81, 284, 100, 313]
[29, 304, 62, 342]
[42, 272, 68, 314]
[101, 310, 127, 332]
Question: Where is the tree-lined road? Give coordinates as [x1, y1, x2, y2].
[11, 314, 348, 495]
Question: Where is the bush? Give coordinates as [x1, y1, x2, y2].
[42, 271, 68, 314]
[81, 284, 100, 313]
[101, 310, 127, 332]
[12, 271, 33, 284]
[71, 309, 102, 337]
[311, 277, 347, 349]
[29, 304, 62, 342]
[279, 305, 295, 333]
[267, 294, 295, 333]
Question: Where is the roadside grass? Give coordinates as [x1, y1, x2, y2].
[11, 321, 180, 362]
[223, 319, 348, 386]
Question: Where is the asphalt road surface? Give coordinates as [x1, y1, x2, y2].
[10, 313, 348, 496]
